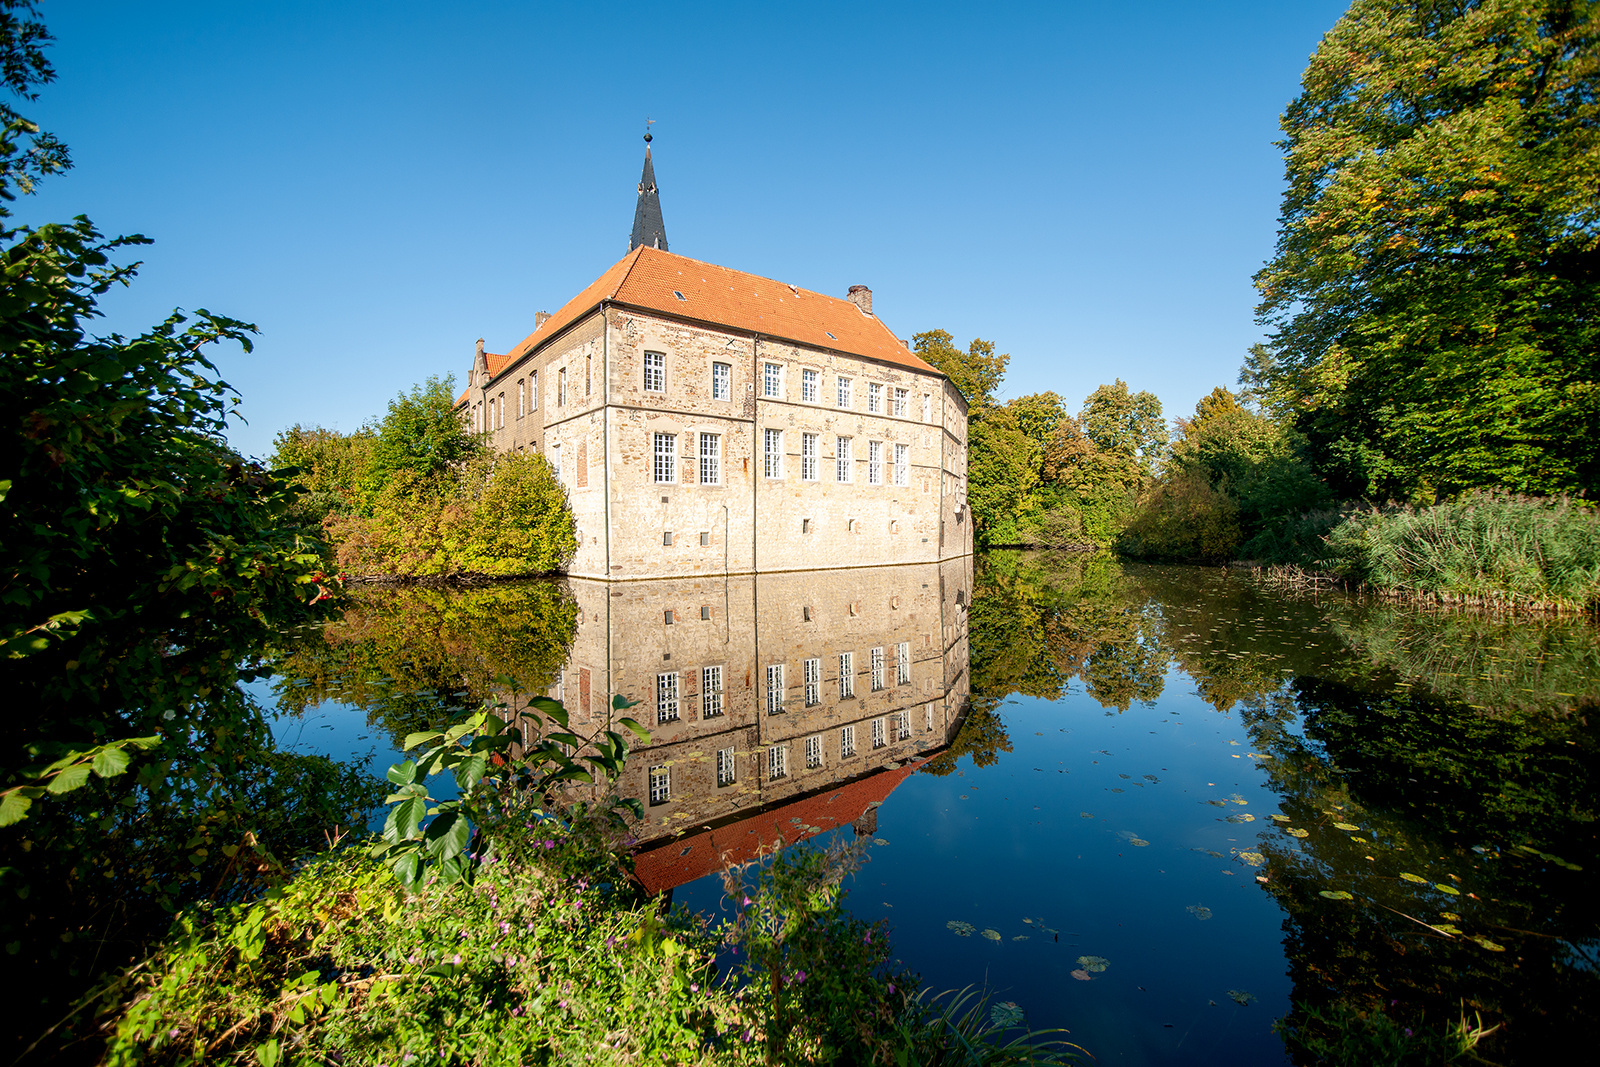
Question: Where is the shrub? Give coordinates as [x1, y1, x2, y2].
[1117, 469, 1242, 563]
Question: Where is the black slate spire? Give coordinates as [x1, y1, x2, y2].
[629, 132, 668, 253]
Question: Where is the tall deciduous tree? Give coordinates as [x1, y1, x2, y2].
[1255, 0, 1600, 499]
[1079, 379, 1167, 480]
[912, 329, 1009, 409]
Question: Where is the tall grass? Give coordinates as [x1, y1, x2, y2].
[1321, 492, 1600, 612]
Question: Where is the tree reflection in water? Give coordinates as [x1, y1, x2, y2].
[957, 550, 1599, 1063]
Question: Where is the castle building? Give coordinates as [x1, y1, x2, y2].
[460, 139, 971, 580]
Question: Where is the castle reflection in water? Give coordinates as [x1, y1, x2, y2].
[543, 559, 971, 893]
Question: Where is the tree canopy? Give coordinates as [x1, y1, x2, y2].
[912, 329, 1009, 409]
[1253, 0, 1600, 500]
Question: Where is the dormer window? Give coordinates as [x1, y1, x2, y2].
[673, 290, 686, 301]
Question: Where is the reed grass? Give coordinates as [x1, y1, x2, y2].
[1322, 492, 1600, 612]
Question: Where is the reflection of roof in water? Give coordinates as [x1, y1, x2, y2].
[632, 759, 924, 895]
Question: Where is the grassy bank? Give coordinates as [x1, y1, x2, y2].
[1244, 493, 1600, 613]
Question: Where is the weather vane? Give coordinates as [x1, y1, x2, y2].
[644, 116, 655, 143]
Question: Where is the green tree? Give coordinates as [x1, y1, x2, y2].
[912, 329, 1009, 409]
[362, 374, 484, 499]
[966, 406, 1039, 543]
[1254, 0, 1600, 499]
[1079, 379, 1167, 480]
[269, 422, 376, 523]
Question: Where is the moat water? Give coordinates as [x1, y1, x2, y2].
[264, 550, 1600, 1065]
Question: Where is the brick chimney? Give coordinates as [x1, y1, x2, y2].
[846, 285, 873, 315]
[534, 310, 552, 329]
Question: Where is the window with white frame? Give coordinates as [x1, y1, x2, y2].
[840, 725, 856, 758]
[868, 382, 882, 413]
[897, 708, 911, 740]
[926, 704, 935, 731]
[656, 672, 679, 723]
[801, 433, 819, 481]
[922, 394, 931, 422]
[653, 433, 677, 483]
[530, 370, 538, 410]
[897, 642, 911, 685]
[648, 765, 670, 805]
[766, 663, 785, 714]
[806, 734, 822, 769]
[763, 362, 782, 399]
[837, 376, 852, 408]
[801, 368, 818, 402]
[836, 436, 852, 483]
[717, 746, 736, 787]
[872, 717, 886, 749]
[557, 369, 566, 406]
[868, 440, 883, 485]
[701, 665, 723, 718]
[894, 387, 909, 416]
[495, 394, 503, 429]
[644, 351, 666, 392]
[768, 744, 787, 780]
[712, 361, 731, 401]
[870, 646, 884, 691]
[803, 658, 820, 706]
[839, 651, 855, 698]
[764, 428, 783, 479]
[518, 379, 526, 418]
[895, 443, 910, 486]
[699, 433, 721, 485]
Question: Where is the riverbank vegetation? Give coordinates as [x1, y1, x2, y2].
[271, 379, 575, 580]
[944, 0, 1599, 611]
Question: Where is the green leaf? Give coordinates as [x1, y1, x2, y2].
[0, 792, 34, 826]
[454, 753, 488, 793]
[402, 731, 442, 751]
[1319, 890, 1355, 901]
[46, 762, 92, 795]
[91, 744, 131, 778]
[386, 760, 419, 786]
[424, 811, 470, 861]
[392, 851, 422, 889]
[617, 717, 651, 742]
[611, 693, 640, 711]
[393, 796, 427, 840]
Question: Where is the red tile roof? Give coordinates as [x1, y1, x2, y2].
[630, 758, 923, 895]
[490, 246, 939, 384]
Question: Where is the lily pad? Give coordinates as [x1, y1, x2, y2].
[1076, 955, 1109, 973]
[981, 929, 1002, 941]
[1435, 923, 1464, 936]
[1186, 904, 1213, 920]
[1070, 969, 1092, 981]
[1285, 828, 1309, 838]
[1227, 989, 1257, 1006]
[1237, 852, 1266, 867]
[1226, 813, 1256, 823]
[1270, 814, 1291, 823]
[947, 920, 975, 937]
[1472, 936, 1506, 952]
[1319, 890, 1354, 901]
[1399, 872, 1429, 884]
[1333, 822, 1360, 831]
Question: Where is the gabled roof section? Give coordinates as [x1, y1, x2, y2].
[497, 246, 938, 378]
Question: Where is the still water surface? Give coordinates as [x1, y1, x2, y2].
[266, 551, 1599, 1064]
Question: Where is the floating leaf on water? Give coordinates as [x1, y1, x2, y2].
[1021, 917, 1034, 925]
[873, 838, 889, 846]
[990, 1001, 1025, 1028]
[1435, 883, 1460, 895]
[1080, 812, 1095, 819]
[1270, 814, 1291, 823]
[1285, 828, 1309, 838]
[960, 795, 969, 800]
[947, 921, 975, 937]
[1399, 872, 1429, 884]
[1333, 822, 1360, 832]
[1111, 788, 1125, 794]
[981, 929, 1002, 941]
[1012, 935, 1030, 941]
[1227, 989, 1257, 1006]
[1435, 923, 1464, 936]
[1186, 904, 1213, 920]
[1227, 813, 1256, 823]
[1206, 800, 1228, 808]
[1237, 852, 1266, 867]
[1472, 937, 1506, 952]
[1118, 773, 1131, 779]
[1440, 911, 1462, 922]
[1041, 927, 1059, 935]
[1229, 794, 1248, 805]
[1319, 890, 1354, 901]
[1070, 969, 1092, 981]
[1143, 775, 1160, 783]
[1350, 836, 1368, 844]
[1076, 955, 1109, 973]
[1130, 838, 1150, 847]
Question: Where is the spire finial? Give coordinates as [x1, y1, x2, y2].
[644, 116, 654, 144]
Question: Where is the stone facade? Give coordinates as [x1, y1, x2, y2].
[460, 247, 972, 579]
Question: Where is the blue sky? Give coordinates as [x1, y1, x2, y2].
[20, 0, 1350, 460]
